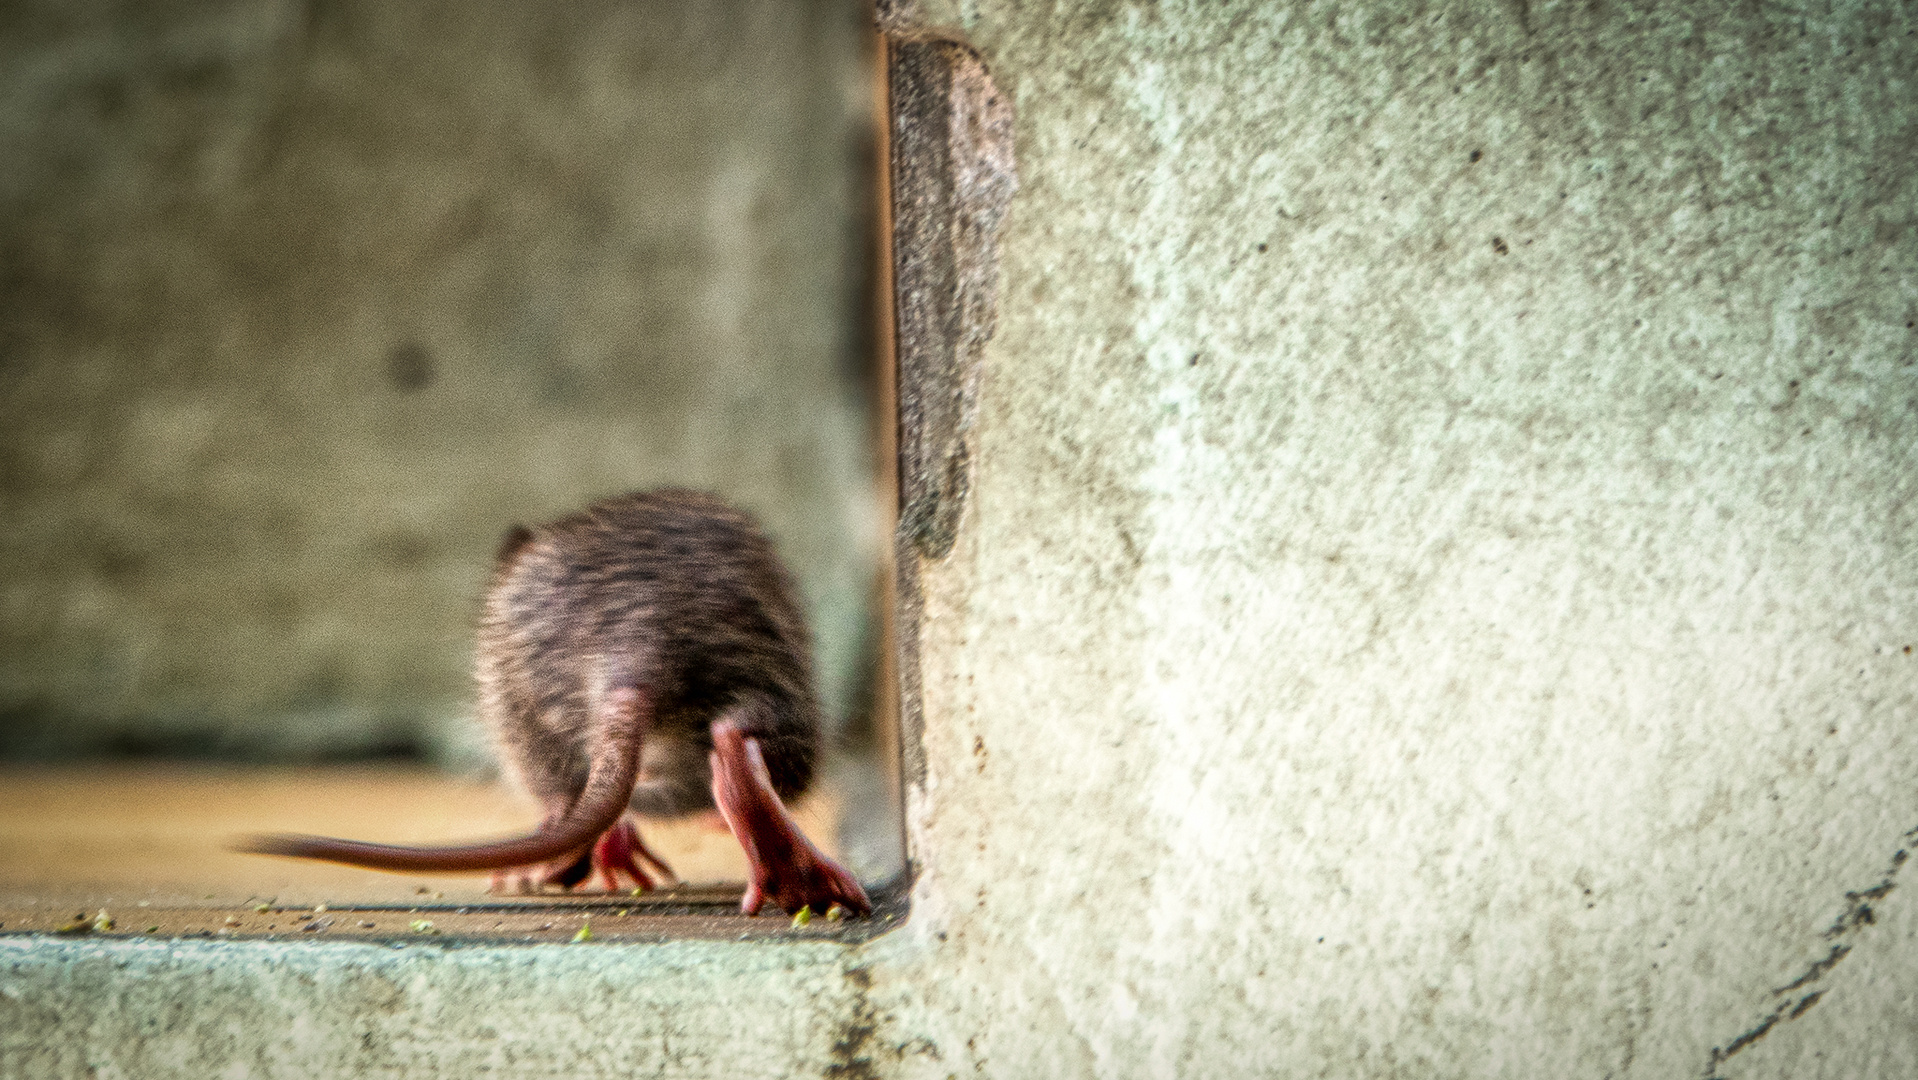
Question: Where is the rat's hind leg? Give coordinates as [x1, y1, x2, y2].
[710, 714, 871, 917]
[485, 685, 663, 894]
[487, 703, 594, 893]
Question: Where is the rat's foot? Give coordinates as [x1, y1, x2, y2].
[484, 819, 676, 895]
[738, 836, 871, 919]
[710, 719, 872, 918]
[580, 817, 678, 893]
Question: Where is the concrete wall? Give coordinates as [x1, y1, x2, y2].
[884, 0, 1918, 1076]
[0, 0, 880, 762]
[5, 1, 1917, 1078]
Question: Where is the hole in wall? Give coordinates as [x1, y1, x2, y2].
[0, 1, 900, 936]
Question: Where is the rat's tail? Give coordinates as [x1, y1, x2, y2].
[235, 686, 648, 873]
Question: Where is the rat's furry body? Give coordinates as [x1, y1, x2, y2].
[243, 489, 870, 916]
[480, 489, 819, 822]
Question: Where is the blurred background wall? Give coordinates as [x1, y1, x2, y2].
[0, 0, 881, 766]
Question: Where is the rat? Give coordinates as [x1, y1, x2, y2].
[240, 488, 871, 918]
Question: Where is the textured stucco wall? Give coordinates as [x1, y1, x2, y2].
[881, 1, 1918, 1076]
[5, 1, 1916, 1078]
[0, 0, 879, 761]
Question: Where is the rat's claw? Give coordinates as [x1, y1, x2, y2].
[803, 857, 872, 917]
[747, 847, 872, 917]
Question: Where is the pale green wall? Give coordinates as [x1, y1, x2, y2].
[0, 0, 879, 761]
[5, 1, 1917, 1078]
[885, 0, 1918, 1075]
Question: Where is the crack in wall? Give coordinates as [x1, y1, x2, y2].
[825, 965, 880, 1080]
[825, 960, 946, 1079]
[1702, 824, 1918, 1079]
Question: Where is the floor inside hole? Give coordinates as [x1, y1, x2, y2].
[0, 762, 867, 942]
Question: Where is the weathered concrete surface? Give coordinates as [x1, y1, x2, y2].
[878, 1, 1918, 1078]
[0, 937, 869, 1078]
[5, 0, 1917, 1078]
[0, 0, 879, 762]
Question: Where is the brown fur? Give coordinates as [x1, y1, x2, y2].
[241, 488, 823, 874]
[479, 488, 819, 818]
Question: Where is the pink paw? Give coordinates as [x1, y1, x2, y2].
[581, 818, 677, 893]
[484, 819, 676, 895]
[742, 848, 872, 918]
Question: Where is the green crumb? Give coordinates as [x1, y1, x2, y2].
[572, 922, 594, 943]
[93, 910, 114, 932]
[630, 887, 644, 897]
[825, 904, 846, 922]
[409, 919, 438, 935]
[791, 905, 813, 928]
[145, 926, 160, 934]
[254, 903, 271, 914]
